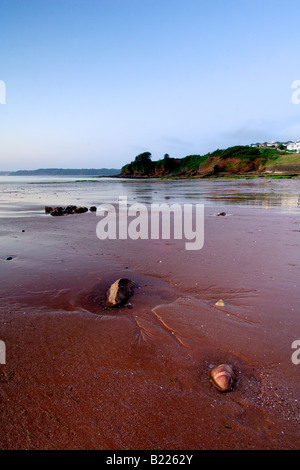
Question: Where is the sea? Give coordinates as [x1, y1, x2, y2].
[0, 175, 299, 217]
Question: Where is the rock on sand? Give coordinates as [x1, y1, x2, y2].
[106, 278, 135, 307]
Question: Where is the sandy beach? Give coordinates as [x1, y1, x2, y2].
[0, 178, 299, 450]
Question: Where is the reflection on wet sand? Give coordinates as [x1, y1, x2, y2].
[0, 176, 300, 216]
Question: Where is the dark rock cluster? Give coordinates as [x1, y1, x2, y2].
[45, 205, 96, 216]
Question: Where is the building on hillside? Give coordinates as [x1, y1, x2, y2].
[287, 140, 300, 152]
[250, 140, 300, 151]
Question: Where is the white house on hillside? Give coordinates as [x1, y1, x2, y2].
[287, 141, 300, 152]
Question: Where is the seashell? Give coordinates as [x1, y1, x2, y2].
[210, 364, 235, 392]
[215, 299, 225, 307]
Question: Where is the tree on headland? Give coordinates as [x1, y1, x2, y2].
[134, 151, 152, 164]
[131, 151, 154, 174]
[161, 153, 176, 173]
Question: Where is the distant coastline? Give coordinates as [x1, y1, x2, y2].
[0, 168, 120, 177]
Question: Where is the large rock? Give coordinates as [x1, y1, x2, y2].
[50, 207, 65, 216]
[74, 206, 88, 214]
[105, 278, 135, 307]
[65, 205, 77, 214]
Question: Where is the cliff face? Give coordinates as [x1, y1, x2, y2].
[197, 155, 266, 176]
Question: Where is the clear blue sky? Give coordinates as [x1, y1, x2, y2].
[0, 0, 300, 170]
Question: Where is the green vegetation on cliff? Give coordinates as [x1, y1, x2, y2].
[121, 145, 299, 178]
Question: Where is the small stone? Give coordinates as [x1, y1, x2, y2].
[217, 212, 226, 216]
[6, 256, 13, 260]
[215, 299, 225, 307]
[89, 206, 97, 212]
[45, 206, 53, 213]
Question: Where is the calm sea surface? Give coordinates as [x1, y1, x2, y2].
[0, 175, 299, 217]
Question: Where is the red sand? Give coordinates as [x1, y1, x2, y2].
[0, 208, 299, 449]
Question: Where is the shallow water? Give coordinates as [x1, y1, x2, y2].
[0, 176, 299, 217]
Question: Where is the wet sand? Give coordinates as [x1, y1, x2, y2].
[0, 205, 299, 449]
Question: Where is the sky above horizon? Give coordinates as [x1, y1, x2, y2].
[0, 0, 300, 170]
